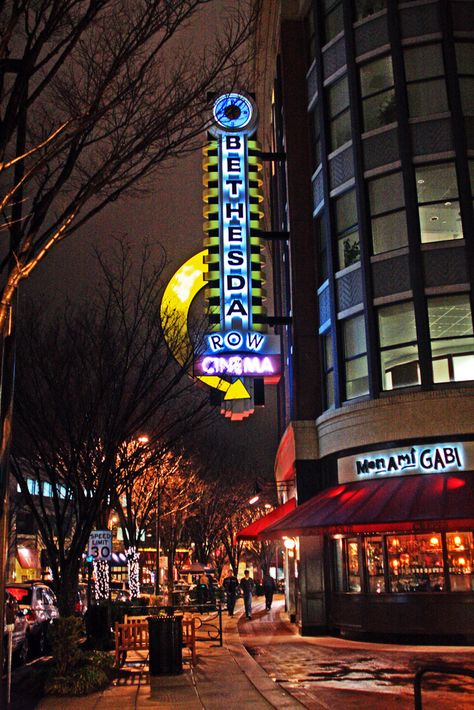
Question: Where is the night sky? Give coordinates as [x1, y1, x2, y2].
[23, 136, 279, 481]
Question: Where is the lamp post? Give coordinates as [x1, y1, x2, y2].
[154, 482, 161, 596]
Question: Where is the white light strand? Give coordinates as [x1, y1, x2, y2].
[93, 558, 110, 600]
[126, 546, 141, 598]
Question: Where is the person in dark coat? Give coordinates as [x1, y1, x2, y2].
[223, 570, 239, 616]
[240, 569, 255, 619]
[262, 573, 277, 610]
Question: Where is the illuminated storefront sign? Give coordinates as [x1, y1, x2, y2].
[201, 91, 281, 397]
[338, 442, 474, 483]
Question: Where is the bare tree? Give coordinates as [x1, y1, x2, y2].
[10, 238, 214, 613]
[112, 445, 187, 598]
[0, 0, 259, 324]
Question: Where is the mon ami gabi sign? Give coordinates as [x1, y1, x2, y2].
[338, 442, 474, 483]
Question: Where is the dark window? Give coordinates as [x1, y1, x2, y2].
[354, 0, 387, 22]
[404, 44, 448, 118]
[360, 55, 395, 131]
[323, 0, 343, 44]
[368, 171, 408, 254]
[378, 301, 420, 390]
[334, 189, 359, 269]
[328, 76, 351, 151]
[343, 314, 369, 399]
[322, 332, 335, 409]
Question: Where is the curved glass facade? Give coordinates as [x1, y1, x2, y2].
[307, 1, 474, 409]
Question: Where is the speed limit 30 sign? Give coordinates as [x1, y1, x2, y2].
[88, 530, 112, 560]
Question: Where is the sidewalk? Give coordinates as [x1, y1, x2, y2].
[35, 596, 474, 709]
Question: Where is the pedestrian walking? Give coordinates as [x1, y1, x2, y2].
[197, 572, 209, 605]
[240, 569, 255, 619]
[223, 569, 239, 616]
[262, 572, 277, 610]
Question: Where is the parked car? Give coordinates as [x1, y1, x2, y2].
[5, 582, 59, 656]
[3, 591, 29, 668]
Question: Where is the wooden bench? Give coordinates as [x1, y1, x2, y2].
[115, 614, 196, 668]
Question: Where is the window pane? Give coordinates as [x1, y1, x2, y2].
[378, 302, 416, 347]
[371, 210, 408, 254]
[381, 345, 420, 390]
[328, 77, 349, 117]
[460, 77, 474, 114]
[324, 332, 333, 369]
[388, 534, 445, 593]
[428, 294, 474, 339]
[335, 190, 357, 233]
[407, 79, 448, 117]
[416, 164, 459, 203]
[366, 537, 385, 593]
[330, 110, 351, 150]
[346, 355, 369, 399]
[447, 532, 474, 592]
[455, 43, 474, 75]
[333, 538, 344, 592]
[404, 44, 444, 82]
[433, 358, 450, 383]
[419, 201, 463, 242]
[355, 0, 387, 21]
[343, 315, 366, 357]
[338, 231, 360, 269]
[324, 2, 343, 43]
[363, 88, 396, 131]
[453, 353, 474, 381]
[326, 370, 335, 408]
[360, 56, 393, 97]
[369, 172, 405, 215]
[346, 539, 361, 592]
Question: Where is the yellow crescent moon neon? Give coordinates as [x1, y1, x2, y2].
[160, 250, 250, 400]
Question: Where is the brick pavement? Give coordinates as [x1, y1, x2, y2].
[239, 597, 474, 709]
[12, 594, 474, 709]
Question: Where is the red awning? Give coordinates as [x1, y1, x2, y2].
[236, 498, 297, 540]
[264, 473, 474, 537]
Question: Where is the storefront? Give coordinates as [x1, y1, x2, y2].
[265, 440, 474, 640]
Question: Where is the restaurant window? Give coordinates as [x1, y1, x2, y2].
[447, 532, 474, 592]
[368, 171, 408, 254]
[378, 301, 420, 390]
[455, 42, 474, 115]
[365, 536, 385, 593]
[333, 537, 344, 591]
[334, 189, 360, 269]
[345, 538, 361, 592]
[387, 533, 445, 593]
[354, 0, 387, 21]
[416, 163, 463, 243]
[404, 44, 448, 118]
[323, 0, 343, 44]
[328, 76, 351, 151]
[343, 314, 369, 399]
[428, 294, 474, 383]
[322, 331, 335, 409]
[360, 55, 395, 131]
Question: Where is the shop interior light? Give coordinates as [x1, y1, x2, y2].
[430, 536, 440, 547]
[249, 495, 259, 505]
[283, 538, 296, 550]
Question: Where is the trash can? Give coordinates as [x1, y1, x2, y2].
[147, 615, 183, 675]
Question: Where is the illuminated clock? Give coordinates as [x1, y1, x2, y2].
[210, 92, 258, 135]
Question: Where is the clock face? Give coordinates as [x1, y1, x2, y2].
[211, 93, 257, 134]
